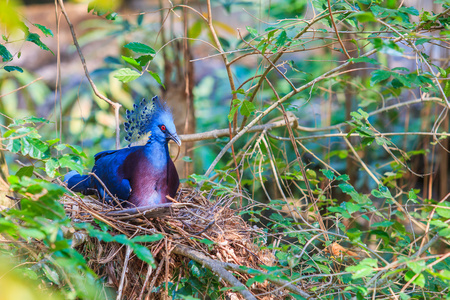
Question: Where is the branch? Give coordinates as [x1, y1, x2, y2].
[173, 244, 311, 298]
[57, 0, 122, 149]
[179, 116, 298, 142]
[116, 245, 132, 300]
[173, 245, 257, 300]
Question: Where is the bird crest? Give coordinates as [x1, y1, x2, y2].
[124, 96, 169, 145]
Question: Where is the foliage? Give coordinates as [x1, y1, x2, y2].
[1, 0, 450, 299]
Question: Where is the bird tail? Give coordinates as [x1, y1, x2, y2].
[64, 171, 94, 195]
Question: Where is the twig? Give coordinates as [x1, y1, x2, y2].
[138, 265, 153, 300]
[146, 260, 164, 298]
[173, 245, 257, 300]
[0, 77, 43, 99]
[327, 0, 351, 59]
[179, 116, 298, 142]
[57, 0, 122, 149]
[116, 245, 132, 300]
[88, 172, 121, 207]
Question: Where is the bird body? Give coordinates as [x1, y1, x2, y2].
[65, 96, 181, 207]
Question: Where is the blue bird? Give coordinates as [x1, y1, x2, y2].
[65, 96, 181, 207]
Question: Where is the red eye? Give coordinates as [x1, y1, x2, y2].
[161, 125, 166, 131]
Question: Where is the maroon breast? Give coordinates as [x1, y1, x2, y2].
[120, 149, 168, 206]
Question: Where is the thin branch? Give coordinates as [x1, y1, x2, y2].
[179, 116, 297, 142]
[173, 245, 256, 300]
[116, 245, 132, 300]
[327, 0, 351, 59]
[0, 77, 43, 99]
[57, 0, 122, 149]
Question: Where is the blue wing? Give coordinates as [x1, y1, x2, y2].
[92, 148, 136, 201]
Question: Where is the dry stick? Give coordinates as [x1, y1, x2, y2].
[327, 0, 351, 59]
[221, 261, 311, 298]
[173, 244, 311, 298]
[205, 0, 242, 204]
[173, 245, 257, 300]
[270, 131, 449, 141]
[116, 245, 132, 300]
[280, 102, 330, 245]
[0, 77, 43, 99]
[146, 260, 164, 298]
[57, 0, 122, 149]
[164, 239, 171, 299]
[54, 2, 62, 142]
[87, 172, 121, 206]
[179, 117, 297, 142]
[138, 265, 153, 300]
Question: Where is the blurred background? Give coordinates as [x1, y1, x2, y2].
[1, 0, 448, 203]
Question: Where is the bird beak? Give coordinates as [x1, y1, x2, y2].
[168, 132, 182, 146]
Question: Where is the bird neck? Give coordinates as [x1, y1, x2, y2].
[145, 137, 169, 170]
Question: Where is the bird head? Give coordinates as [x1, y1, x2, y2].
[124, 96, 181, 146]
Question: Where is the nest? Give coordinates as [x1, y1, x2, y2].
[62, 188, 286, 299]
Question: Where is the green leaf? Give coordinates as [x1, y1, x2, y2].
[124, 42, 156, 54]
[136, 13, 144, 25]
[346, 228, 361, 242]
[58, 155, 83, 174]
[240, 100, 256, 117]
[26, 33, 53, 54]
[404, 271, 425, 287]
[246, 26, 258, 38]
[349, 57, 380, 65]
[350, 11, 376, 22]
[346, 264, 374, 279]
[346, 202, 360, 214]
[22, 137, 49, 159]
[182, 156, 193, 162]
[114, 68, 141, 83]
[199, 238, 215, 245]
[399, 6, 419, 16]
[246, 274, 269, 287]
[275, 30, 287, 47]
[15, 166, 34, 178]
[42, 264, 60, 285]
[370, 221, 394, 228]
[436, 201, 450, 218]
[320, 169, 335, 180]
[34, 23, 54, 37]
[54, 144, 66, 151]
[370, 230, 390, 245]
[6, 138, 21, 153]
[189, 21, 202, 39]
[148, 70, 164, 88]
[66, 144, 86, 157]
[407, 260, 425, 274]
[438, 227, 450, 237]
[0, 44, 13, 62]
[4, 66, 23, 73]
[415, 38, 429, 46]
[370, 70, 391, 86]
[131, 234, 164, 243]
[45, 158, 60, 178]
[121, 56, 142, 71]
[130, 244, 155, 265]
[136, 55, 153, 66]
[228, 99, 241, 122]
